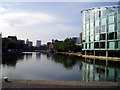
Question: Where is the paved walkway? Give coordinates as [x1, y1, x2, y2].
[2, 79, 120, 88]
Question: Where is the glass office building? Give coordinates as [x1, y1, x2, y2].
[81, 5, 120, 57]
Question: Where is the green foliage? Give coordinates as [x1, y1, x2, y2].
[2, 38, 25, 52]
[55, 38, 81, 52]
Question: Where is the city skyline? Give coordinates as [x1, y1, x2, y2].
[0, 2, 118, 45]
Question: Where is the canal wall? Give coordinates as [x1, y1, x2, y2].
[56, 52, 82, 57]
[56, 52, 120, 61]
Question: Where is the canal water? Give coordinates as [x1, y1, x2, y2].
[2, 52, 120, 82]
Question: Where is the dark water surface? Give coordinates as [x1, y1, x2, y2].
[2, 52, 120, 82]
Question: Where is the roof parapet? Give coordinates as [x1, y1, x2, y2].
[81, 5, 120, 13]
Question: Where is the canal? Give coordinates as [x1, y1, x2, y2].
[2, 52, 120, 82]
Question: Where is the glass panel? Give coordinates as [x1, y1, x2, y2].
[86, 23, 89, 29]
[90, 28, 94, 35]
[83, 24, 85, 30]
[90, 13, 94, 21]
[86, 37, 89, 42]
[108, 41, 115, 49]
[87, 43, 89, 49]
[108, 32, 114, 40]
[118, 41, 120, 49]
[100, 42, 105, 48]
[101, 9, 106, 17]
[101, 25, 106, 33]
[117, 14, 120, 22]
[90, 35, 94, 42]
[90, 22, 94, 28]
[115, 41, 118, 49]
[95, 20, 99, 27]
[91, 43, 94, 49]
[108, 24, 114, 32]
[86, 30, 89, 36]
[117, 23, 120, 31]
[95, 27, 99, 34]
[101, 18, 106, 25]
[100, 34, 106, 40]
[95, 34, 99, 41]
[118, 32, 120, 39]
[94, 42, 99, 48]
[108, 15, 114, 23]
[95, 11, 99, 19]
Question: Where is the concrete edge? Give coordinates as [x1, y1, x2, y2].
[82, 55, 120, 61]
[2, 79, 120, 87]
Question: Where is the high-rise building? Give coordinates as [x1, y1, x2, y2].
[36, 40, 41, 47]
[80, 32, 82, 45]
[81, 5, 120, 57]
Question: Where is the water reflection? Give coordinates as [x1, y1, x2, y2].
[52, 54, 79, 69]
[25, 53, 32, 60]
[2, 52, 120, 82]
[80, 58, 120, 82]
[36, 53, 41, 60]
[2, 53, 24, 67]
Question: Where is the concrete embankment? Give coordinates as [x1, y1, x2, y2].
[82, 55, 120, 61]
[2, 79, 120, 88]
[56, 52, 82, 57]
[56, 52, 120, 61]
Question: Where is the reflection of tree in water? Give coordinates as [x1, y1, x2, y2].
[52, 54, 79, 69]
[2, 53, 24, 67]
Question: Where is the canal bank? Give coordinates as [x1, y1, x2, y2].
[2, 79, 120, 88]
[56, 52, 120, 61]
[56, 52, 82, 57]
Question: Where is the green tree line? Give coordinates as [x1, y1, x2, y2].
[55, 38, 81, 52]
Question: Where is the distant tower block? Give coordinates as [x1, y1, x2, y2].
[36, 40, 41, 47]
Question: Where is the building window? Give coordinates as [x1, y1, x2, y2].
[95, 11, 99, 19]
[100, 42, 105, 48]
[90, 35, 94, 42]
[117, 14, 120, 22]
[94, 42, 99, 48]
[100, 34, 106, 40]
[90, 28, 94, 35]
[101, 18, 106, 25]
[101, 25, 106, 33]
[115, 41, 118, 49]
[108, 41, 115, 49]
[108, 24, 114, 32]
[91, 43, 94, 49]
[108, 32, 114, 40]
[101, 9, 106, 17]
[90, 22, 94, 28]
[86, 30, 89, 36]
[118, 32, 120, 39]
[95, 27, 99, 34]
[86, 23, 89, 29]
[90, 13, 94, 21]
[108, 15, 114, 24]
[95, 19, 99, 27]
[95, 34, 99, 41]
[87, 43, 89, 49]
[117, 23, 120, 31]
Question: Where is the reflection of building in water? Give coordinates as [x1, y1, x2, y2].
[25, 53, 32, 60]
[80, 58, 120, 82]
[36, 53, 41, 60]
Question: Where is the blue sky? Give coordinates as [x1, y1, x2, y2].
[0, 2, 119, 45]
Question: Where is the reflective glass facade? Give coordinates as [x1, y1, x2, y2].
[82, 6, 120, 51]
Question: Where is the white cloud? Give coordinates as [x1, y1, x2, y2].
[0, 7, 7, 12]
[0, 12, 57, 28]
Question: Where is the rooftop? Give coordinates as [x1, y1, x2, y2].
[81, 5, 120, 13]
